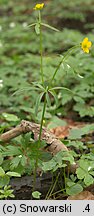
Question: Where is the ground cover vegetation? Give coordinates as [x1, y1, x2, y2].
[0, 0, 94, 200]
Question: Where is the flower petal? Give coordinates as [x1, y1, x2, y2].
[84, 48, 89, 53]
[81, 37, 92, 53]
[33, 3, 44, 10]
[87, 41, 92, 48]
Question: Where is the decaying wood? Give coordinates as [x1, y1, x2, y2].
[10, 173, 54, 200]
[0, 120, 68, 154]
[0, 120, 77, 173]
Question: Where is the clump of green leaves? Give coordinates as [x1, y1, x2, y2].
[0, 185, 15, 199]
[0, 166, 20, 199]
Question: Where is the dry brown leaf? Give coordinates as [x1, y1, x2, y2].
[67, 191, 94, 200]
[49, 118, 85, 139]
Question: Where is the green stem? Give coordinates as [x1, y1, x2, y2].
[63, 167, 66, 189]
[50, 188, 65, 197]
[33, 12, 46, 192]
[33, 94, 46, 191]
[46, 172, 60, 199]
[45, 174, 54, 199]
[39, 10, 44, 84]
[51, 45, 80, 84]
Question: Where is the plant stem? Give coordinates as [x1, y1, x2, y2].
[39, 10, 44, 85]
[33, 94, 46, 191]
[33, 12, 46, 191]
[51, 45, 80, 84]
[45, 174, 54, 199]
[50, 188, 65, 197]
[63, 167, 66, 189]
[46, 172, 60, 199]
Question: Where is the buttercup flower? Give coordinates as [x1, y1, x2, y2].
[33, 3, 44, 10]
[81, 37, 92, 53]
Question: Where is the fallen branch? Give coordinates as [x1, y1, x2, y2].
[0, 120, 68, 154]
[0, 120, 77, 173]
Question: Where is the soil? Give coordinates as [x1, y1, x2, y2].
[10, 173, 63, 200]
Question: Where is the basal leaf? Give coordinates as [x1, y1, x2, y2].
[66, 183, 83, 195]
[32, 191, 41, 199]
[84, 174, 94, 186]
[0, 167, 5, 177]
[2, 113, 19, 122]
[6, 171, 21, 177]
[76, 167, 86, 179]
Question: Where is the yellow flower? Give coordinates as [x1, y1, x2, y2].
[33, 3, 44, 10]
[81, 37, 92, 53]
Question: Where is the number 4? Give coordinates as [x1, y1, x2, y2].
[85, 204, 90, 212]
